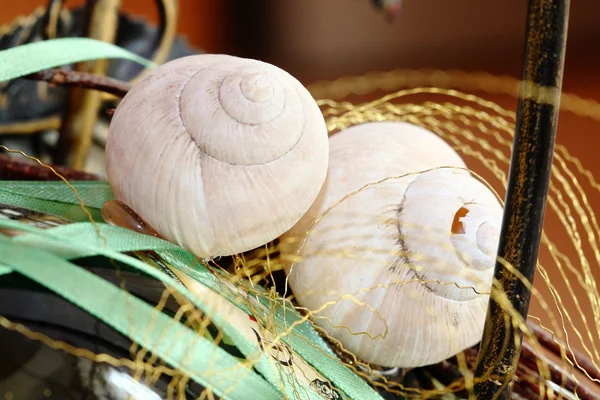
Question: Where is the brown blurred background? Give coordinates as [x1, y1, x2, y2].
[3, 1, 599, 82]
[3, 1, 596, 156]
[2, 0, 600, 355]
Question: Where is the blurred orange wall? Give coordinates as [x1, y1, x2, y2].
[0, 0, 223, 52]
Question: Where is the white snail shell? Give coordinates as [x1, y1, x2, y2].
[105, 54, 329, 259]
[280, 121, 503, 368]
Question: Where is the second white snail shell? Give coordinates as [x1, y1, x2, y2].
[280, 121, 503, 368]
[105, 54, 329, 259]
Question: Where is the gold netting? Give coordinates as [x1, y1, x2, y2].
[1, 69, 599, 400]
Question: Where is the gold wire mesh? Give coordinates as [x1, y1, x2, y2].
[299, 70, 600, 399]
[1, 69, 599, 400]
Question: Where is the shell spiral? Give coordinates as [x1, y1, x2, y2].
[105, 54, 329, 259]
[280, 121, 503, 368]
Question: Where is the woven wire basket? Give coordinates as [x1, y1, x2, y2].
[304, 74, 600, 399]
[1, 74, 599, 400]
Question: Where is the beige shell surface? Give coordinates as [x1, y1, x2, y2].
[105, 54, 329, 259]
[280, 121, 503, 368]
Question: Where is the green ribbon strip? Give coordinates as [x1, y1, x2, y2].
[0, 266, 10, 275]
[0, 219, 323, 400]
[14, 221, 384, 400]
[0, 236, 280, 400]
[171, 255, 386, 400]
[0, 181, 113, 222]
[0, 38, 156, 82]
[0, 181, 386, 400]
[14, 222, 180, 260]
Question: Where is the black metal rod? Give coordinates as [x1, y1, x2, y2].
[473, 1, 570, 399]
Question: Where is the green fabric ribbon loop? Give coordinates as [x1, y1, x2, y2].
[0, 181, 386, 400]
[0, 181, 114, 222]
[0, 236, 280, 400]
[14, 222, 183, 260]
[0, 38, 156, 82]
[0, 219, 325, 399]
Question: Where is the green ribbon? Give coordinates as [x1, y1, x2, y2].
[0, 181, 386, 400]
[0, 180, 113, 221]
[0, 236, 280, 400]
[14, 222, 181, 260]
[14, 221, 384, 400]
[0, 38, 155, 82]
[0, 219, 324, 399]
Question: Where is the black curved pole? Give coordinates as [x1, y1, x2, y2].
[474, 0, 570, 399]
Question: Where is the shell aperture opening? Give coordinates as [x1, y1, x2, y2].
[451, 206, 470, 234]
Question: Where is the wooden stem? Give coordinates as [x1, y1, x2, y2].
[53, 0, 121, 169]
[0, 154, 100, 181]
[25, 69, 131, 98]
[473, 1, 570, 398]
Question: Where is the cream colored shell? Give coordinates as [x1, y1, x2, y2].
[105, 54, 329, 259]
[280, 121, 503, 368]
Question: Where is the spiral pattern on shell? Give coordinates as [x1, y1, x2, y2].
[280, 121, 503, 368]
[178, 56, 306, 166]
[396, 169, 501, 302]
[105, 54, 329, 259]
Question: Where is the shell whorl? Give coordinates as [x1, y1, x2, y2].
[105, 54, 329, 259]
[178, 56, 305, 166]
[396, 168, 501, 302]
[280, 121, 503, 368]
